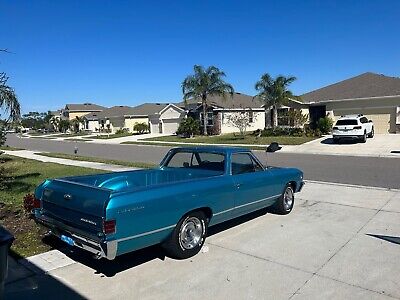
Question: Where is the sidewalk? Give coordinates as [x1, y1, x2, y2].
[2, 150, 136, 172]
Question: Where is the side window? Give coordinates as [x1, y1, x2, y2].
[361, 117, 368, 124]
[231, 153, 262, 175]
[166, 152, 198, 168]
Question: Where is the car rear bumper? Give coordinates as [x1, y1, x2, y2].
[34, 211, 117, 260]
[333, 135, 364, 140]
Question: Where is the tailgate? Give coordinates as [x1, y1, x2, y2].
[40, 179, 112, 233]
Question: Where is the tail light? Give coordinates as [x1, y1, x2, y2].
[33, 197, 41, 209]
[103, 219, 116, 234]
[333, 126, 338, 130]
[353, 126, 362, 129]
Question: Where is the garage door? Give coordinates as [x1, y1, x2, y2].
[163, 119, 179, 134]
[332, 109, 391, 134]
[363, 114, 390, 134]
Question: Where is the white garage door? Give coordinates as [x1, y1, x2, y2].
[363, 114, 390, 134]
[162, 119, 179, 134]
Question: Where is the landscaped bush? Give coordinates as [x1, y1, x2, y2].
[115, 128, 129, 134]
[176, 117, 200, 138]
[23, 193, 36, 214]
[133, 122, 150, 134]
[317, 116, 334, 135]
[260, 127, 304, 137]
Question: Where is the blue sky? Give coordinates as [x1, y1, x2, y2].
[1, 0, 400, 114]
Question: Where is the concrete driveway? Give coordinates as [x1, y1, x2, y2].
[5, 181, 400, 299]
[282, 134, 400, 157]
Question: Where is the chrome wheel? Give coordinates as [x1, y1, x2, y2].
[283, 187, 294, 211]
[179, 217, 204, 250]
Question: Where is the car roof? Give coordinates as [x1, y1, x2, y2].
[338, 114, 362, 119]
[171, 146, 250, 154]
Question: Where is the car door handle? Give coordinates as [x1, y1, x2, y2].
[236, 183, 242, 189]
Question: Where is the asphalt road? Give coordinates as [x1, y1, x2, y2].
[5, 134, 400, 189]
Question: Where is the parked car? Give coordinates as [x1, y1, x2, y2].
[33, 147, 304, 260]
[332, 115, 374, 143]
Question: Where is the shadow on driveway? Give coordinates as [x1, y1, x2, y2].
[320, 137, 361, 145]
[44, 208, 270, 278]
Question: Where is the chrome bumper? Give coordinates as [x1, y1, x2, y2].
[34, 212, 117, 260]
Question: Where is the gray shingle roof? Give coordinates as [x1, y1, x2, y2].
[180, 92, 264, 109]
[301, 72, 400, 103]
[65, 103, 106, 111]
[96, 106, 137, 118]
[130, 103, 171, 115]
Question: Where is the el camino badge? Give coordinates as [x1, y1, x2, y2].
[64, 194, 72, 200]
[80, 218, 97, 226]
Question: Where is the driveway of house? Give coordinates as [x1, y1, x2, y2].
[5, 181, 400, 299]
[281, 134, 400, 157]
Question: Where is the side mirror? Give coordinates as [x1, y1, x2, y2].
[368, 120, 373, 123]
[266, 142, 282, 153]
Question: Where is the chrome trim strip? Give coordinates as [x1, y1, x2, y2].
[214, 194, 281, 216]
[116, 224, 176, 243]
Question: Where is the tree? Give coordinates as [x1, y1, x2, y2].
[133, 122, 149, 134]
[288, 109, 308, 128]
[182, 65, 234, 135]
[254, 73, 298, 129]
[176, 116, 200, 138]
[226, 110, 256, 138]
[58, 119, 70, 133]
[71, 116, 85, 133]
[0, 72, 20, 123]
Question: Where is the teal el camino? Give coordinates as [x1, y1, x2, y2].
[34, 147, 304, 260]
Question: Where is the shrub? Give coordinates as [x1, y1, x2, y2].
[115, 128, 129, 134]
[23, 193, 36, 214]
[317, 116, 334, 134]
[133, 122, 150, 134]
[261, 127, 304, 137]
[176, 117, 200, 137]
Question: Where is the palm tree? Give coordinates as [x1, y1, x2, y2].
[182, 65, 234, 135]
[72, 116, 85, 133]
[254, 73, 297, 129]
[0, 72, 20, 122]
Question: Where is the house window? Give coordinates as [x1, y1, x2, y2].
[277, 108, 289, 126]
[200, 112, 214, 126]
[249, 111, 254, 123]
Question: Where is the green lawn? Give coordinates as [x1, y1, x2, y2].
[0, 154, 106, 257]
[91, 132, 133, 139]
[49, 132, 92, 138]
[134, 133, 317, 146]
[0, 145, 24, 151]
[36, 152, 156, 169]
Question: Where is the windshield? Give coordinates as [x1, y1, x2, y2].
[164, 151, 225, 173]
[336, 119, 358, 126]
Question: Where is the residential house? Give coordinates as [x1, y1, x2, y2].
[181, 92, 304, 134]
[132, 103, 185, 134]
[84, 103, 185, 134]
[301, 72, 400, 133]
[62, 103, 106, 121]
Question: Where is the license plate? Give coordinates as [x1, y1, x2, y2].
[60, 234, 75, 246]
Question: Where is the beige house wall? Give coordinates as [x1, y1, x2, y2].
[124, 117, 149, 132]
[220, 111, 265, 134]
[68, 111, 94, 120]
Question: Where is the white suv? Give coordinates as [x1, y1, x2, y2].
[332, 115, 374, 143]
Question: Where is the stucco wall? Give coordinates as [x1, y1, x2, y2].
[124, 117, 149, 132]
[220, 111, 265, 134]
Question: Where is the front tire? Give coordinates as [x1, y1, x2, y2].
[271, 184, 295, 215]
[360, 132, 367, 143]
[163, 211, 207, 259]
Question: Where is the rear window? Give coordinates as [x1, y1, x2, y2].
[164, 151, 225, 173]
[336, 119, 358, 126]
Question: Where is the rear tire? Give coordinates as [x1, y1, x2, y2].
[270, 184, 295, 215]
[368, 127, 374, 138]
[163, 211, 207, 259]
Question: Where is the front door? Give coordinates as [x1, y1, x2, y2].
[158, 122, 163, 133]
[230, 153, 276, 217]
